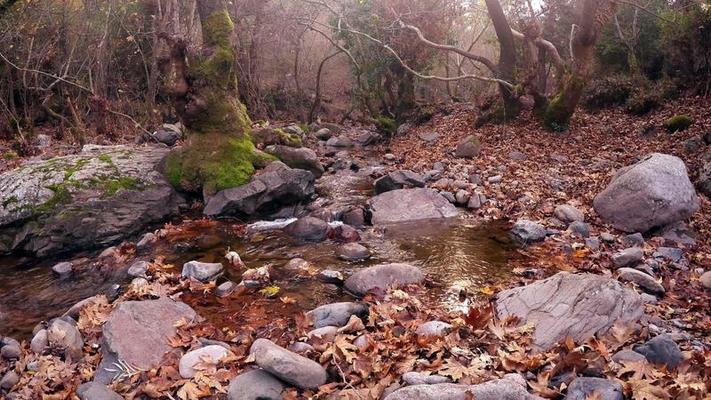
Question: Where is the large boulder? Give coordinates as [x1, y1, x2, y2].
[496, 272, 644, 351]
[384, 373, 542, 400]
[0, 145, 184, 256]
[249, 338, 328, 389]
[374, 170, 425, 194]
[95, 298, 197, 384]
[593, 153, 699, 233]
[345, 263, 425, 296]
[204, 166, 314, 217]
[265, 145, 324, 178]
[367, 188, 458, 225]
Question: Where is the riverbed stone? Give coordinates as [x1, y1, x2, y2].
[204, 166, 315, 217]
[568, 221, 590, 238]
[384, 373, 541, 400]
[265, 145, 324, 178]
[613, 247, 644, 268]
[555, 204, 585, 223]
[283, 216, 329, 241]
[336, 243, 370, 261]
[345, 263, 425, 296]
[47, 318, 84, 361]
[593, 153, 699, 233]
[416, 321, 453, 338]
[179, 345, 232, 378]
[216, 281, 238, 297]
[249, 338, 328, 389]
[510, 219, 546, 243]
[0, 144, 184, 256]
[96, 298, 197, 384]
[0, 371, 19, 391]
[617, 268, 665, 296]
[306, 302, 368, 329]
[368, 188, 458, 225]
[623, 233, 645, 247]
[564, 377, 623, 400]
[496, 272, 644, 351]
[76, 382, 123, 400]
[228, 369, 285, 400]
[0, 337, 21, 360]
[30, 329, 49, 354]
[374, 170, 425, 194]
[182, 261, 224, 282]
[633, 334, 683, 369]
[701, 271, 711, 289]
[455, 135, 481, 159]
[611, 349, 647, 364]
[52, 261, 73, 277]
[402, 372, 452, 386]
[127, 260, 149, 277]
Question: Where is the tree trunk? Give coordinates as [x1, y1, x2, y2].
[484, 0, 519, 120]
[164, 0, 271, 197]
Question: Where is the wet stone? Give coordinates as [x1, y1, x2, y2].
[336, 243, 370, 261]
[306, 302, 368, 329]
[182, 261, 224, 282]
[633, 334, 683, 369]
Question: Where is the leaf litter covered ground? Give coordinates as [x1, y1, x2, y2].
[2, 98, 711, 399]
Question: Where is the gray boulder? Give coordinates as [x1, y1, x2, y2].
[306, 302, 368, 329]
[345, 263, 425, 296]
[265, 145, 324, 178]
[564, 377, 623, 400]
[555, 204, 585, 223]
[179, 345, 231, 378]
[227, 369, 285, 400]
[204, 165, 314, 217]
[0, 145, 184, 256]
[127, 260, 149, 277]
[617, 268, 665, 296]
[455, 135, 481, 159]
[593, 153, 699, 233]
[496, 272, 644, 351]
[326, 136, 353, 148]
[96, 298, 197, 384]
[47, 318, 84, 361]
[0, 371, 19, 390]
[384, 373, 542, 400]
[76, 382, 123, 400]
[633, 334, 683, 369]
[283, 217, 329, 242]
[612, 247, 644, 268]
[182, 261, 224, 282]
[374, 170, 425, 194]
[368, 188, 458, 225]
[510, 219, 546, 243]
[249, 338, 327, 389]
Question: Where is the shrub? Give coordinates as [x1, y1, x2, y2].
[583, 76, 634, 110]
[626, 91, 661, 115]
[664, 114, 693, 133]
[375, 116, 398, 136]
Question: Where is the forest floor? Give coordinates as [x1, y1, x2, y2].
[1, 97, 710, 399]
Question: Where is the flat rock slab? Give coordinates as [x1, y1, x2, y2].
[250, 338, 327, 389]
[96, 298, 197, 384]
[345, 263, 425, 296]
[593, 153, 699, 233]
[0, 144, 184, 256]
[496, 272, 644, 351]
[368, 188, 458, 225]
[384, 373, 542, 400]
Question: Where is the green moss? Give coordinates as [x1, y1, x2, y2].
[2, 195, 18, 208]
[298, 123, 310, 134]
[2, 150, 18, 160]
[97, 154, 114, 165]
[274, 128, 303, 147]
[101, 177, 140, 196]
[202, 10, 234, 48]
[664, 114, 693, 133]
[375, 116, 398, 136]
[64, 159, 89, 180]
[36, 184, 72, 213]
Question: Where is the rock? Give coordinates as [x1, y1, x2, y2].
[623, 233, 645, 247]
[76, 382, 123, 400]
[216, 281, 238, 297]
[318, 270, 344, 284]
[384, 373, 541, 400]
[96, 298, 197, 384]
[554, 204, 585, 223]
[345, 263, 425, 296]
[402, 372, 452, 386]
[612, 247, 644, 268]
[564, 377, 623, 400]
[30, 329, 49, 354]
[441, 191, 456, 203]
[289, 342, 315, 355]
[510, 219, 546, 243]
[326, 135, 353, 147]
[633, 334, 683, 369]
[314, 128, 332, 140]
[418, 132, 440, 142]
[227, 369, 285, 400]
[585, 237, 601, 251]
[701, 271, 711, 289]
[204, 166, 314, 217]
[455, 135, 481, 159]
[283, 217, 329, 242]
[249, 338, 328, 389]
[182, 261, 224, 282]
[368, 188, 458, 225]
[617, 268, 665, 296]
[47, 318, 84, 361]
[699, 161, 711, 199]
[0, 145, 184, 256]
[306, 302, 368, 329]
[433, 162, 446, 171]
[242, 267, 271, 288]
[593, 153, 699, 233]
[601, 233, 616, 242]
[150, 128, 182, 147]
[495, 272, 644, 351]
[131, 277, 148, 288]
[179, 345, 232, 378]
[455, 190, 470, 206]
[467, 194, 482, 209]
[265, 145, 324, 178]
[283, 258, 313, 274]
[336, 243, 370, 261]
[136, 232, 157, 252]
[416, 321, 453, 338]
[653, 247, 683, 263]
[63, 295, 102, 320]
[342, 207, 365, 227]
[52, 261, 73, 277]
[354, 130, 381, 146]
[612, 349, 647, 364]
[684, 136, 704, 153]
[374, 170, 425, 194]
[35, 133, 52, 148]
[308, 326, 338, 342]
[568, 221, 590, 238]
[127, 260, 149, 277]
[0, 337, 20, 360]
[487, 175, 503, 184]
[509, 151, 528, 161]
[0, 371, 19, 391]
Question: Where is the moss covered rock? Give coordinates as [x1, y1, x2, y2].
[664, 114, 693, 133]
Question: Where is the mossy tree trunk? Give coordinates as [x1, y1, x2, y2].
[484, 0, 520, 120]
[164, 0, 272, 197]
